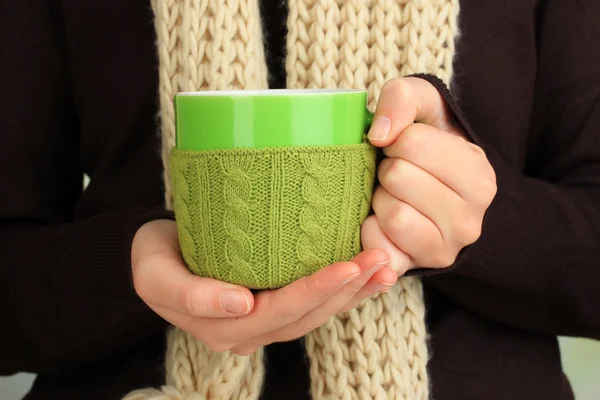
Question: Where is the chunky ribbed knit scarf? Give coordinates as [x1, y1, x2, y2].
[125, 0, 459, 398]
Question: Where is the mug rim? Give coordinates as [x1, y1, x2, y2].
[176, 88, 366, 97]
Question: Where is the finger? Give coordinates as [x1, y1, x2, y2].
[382, 123, 495, 202]
[338, 267, 398, 314]
[252, 249, 388, 332]
[190, 249, 388, 352]
[367, 77, 461, 146]
[132, 220, 253, 318]
[175, 258, 365, 353]
[242, 250, 390, 348]
[377, 157, 463, 240]
[216, 254, 379, 342]
[361, 214, 413, 275]
[372, 187, 456, 268]
[135, 252, 254, 318]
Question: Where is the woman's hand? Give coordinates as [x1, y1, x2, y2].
[362, 77, 497, 275]
[131, 219, 397, 355]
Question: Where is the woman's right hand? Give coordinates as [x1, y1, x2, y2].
[131, 219, 397, 356]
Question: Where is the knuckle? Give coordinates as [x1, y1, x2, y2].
[379, 158, 408, 187]
[390, 158, 410, 181]
[339, 278, 363, 297]
[388, 203, 412, 238]
[454, 216, 483, 245]
[302, 274, 319, 296]
[430, 250, 458, 268]
[398, 124, 424, 154]
[231, 345, 258, 357]
[486, 174, 498, 199]
[131, 259, 154, 301]
[371, 186, 386, 212]
[176, 281, 196, 316]
[203, 338, 234, 353]
[361, 215, 382, 250]
[377, 158, 393, 180]
[177, 279, 218, 317]
[132, 271, 150, 301]
[302, 277, 327, 306]
[473, 176, 497, 206]
[467, 219, 484, 243]
[189, 281, 209, 316]
[402, 123, 421, 140]
[361, 214, 379, 234]
[469, 142, 487, 156]
[383, 78, 415, 102]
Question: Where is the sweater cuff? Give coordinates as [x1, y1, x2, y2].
[89, 207, 174, 333]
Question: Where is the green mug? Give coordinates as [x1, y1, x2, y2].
[175, 89, 374, 150]
[170, 89, 377, 289]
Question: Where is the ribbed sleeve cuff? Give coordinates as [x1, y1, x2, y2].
[85, 207, 175, 346]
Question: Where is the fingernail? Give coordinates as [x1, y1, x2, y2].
[368, 116, 391, 141]
[339, 271, 362, 288]
[221, 290, 250, 315]
[374, 282, 395, 293]
[368, 259, 389, 275]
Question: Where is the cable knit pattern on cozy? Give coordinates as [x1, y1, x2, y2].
[297, 152, 331, 277]
[220, 155, 255, 285]
[125, 0, 459, 398]
[169, 145, 376, 289]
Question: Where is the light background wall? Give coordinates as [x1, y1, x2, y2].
[1, 337, 598, 399]
[559, 337, 600, 399]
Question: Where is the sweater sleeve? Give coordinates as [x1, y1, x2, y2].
[412, 0, 600, 338]
[0, 1, 170, 375]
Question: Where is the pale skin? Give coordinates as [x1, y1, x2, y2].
[132, 77, 497, 356]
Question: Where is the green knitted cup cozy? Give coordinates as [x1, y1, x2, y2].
[170, 143, 376, 289]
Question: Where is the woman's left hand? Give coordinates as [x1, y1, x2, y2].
[361, 77, 497, 275]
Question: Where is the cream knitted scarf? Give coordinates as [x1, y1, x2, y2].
[126, 0, 459, 398]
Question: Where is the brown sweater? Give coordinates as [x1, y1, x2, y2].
[1, 0, 599, 399]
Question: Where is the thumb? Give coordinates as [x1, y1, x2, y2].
[135, 252, 255, 318]
[367, 77, 456, 147]
[131, 219, 254, 318]
[176, 275, 255, 318]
